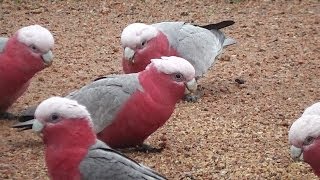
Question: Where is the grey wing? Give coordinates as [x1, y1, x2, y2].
[79, 140, 167, 180]
[66, 73, 143, 133]
[0, 37, 8, 53]
[153, 22, 232, 77]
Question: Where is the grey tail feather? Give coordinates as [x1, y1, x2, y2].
[18, 105, 37, 122]
[200, 20, 235, 30]
[93, 76, 107, 82]
[223, 37, 237, 47]
[12, 119, 34, 131]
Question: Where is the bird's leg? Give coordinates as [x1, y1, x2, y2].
[0, 112, 18, 120]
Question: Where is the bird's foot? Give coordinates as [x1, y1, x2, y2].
[0, 112, 18, 120]
[184, 85, 204, 102]
[135, 144, 165, 153]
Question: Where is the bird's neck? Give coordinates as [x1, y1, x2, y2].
[1, 36, 46, 80]
[303, 138, 320, 177]
[138, 68, 185, 105]
[43, 119, 96, 180]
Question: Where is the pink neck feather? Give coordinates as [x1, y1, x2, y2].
[303, 138, 320, 177]
[43, 119, 96, 180]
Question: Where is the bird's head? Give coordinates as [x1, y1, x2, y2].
[289, 114, 320, 176]
[143, 56, 197, 94]
[121, 23, 158, 61]
[120, 23, 174, 74]
[32, 97, 95, 146]
[16, 24, 54, 67]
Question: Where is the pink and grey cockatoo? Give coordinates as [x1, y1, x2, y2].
[120, 20, 236, 101]
[30, 96, 167, 180]
[14, 56, 196, 151]
[289, 102, 320, 176]
[0, 25, 54, 119]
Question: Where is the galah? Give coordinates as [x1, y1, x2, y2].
[290, 102, 320, 161]
[30, 96, 167, 180]
[0, 25, 54, 118]
[120, 21, 236, 101]
[289, 102, 320, 177]
[14, 56, 196, 151]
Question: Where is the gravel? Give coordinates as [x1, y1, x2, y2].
[0, 0, 319, 179]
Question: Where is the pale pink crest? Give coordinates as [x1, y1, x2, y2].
[146, 56, 195, 81]
[17, 24, 54, 52]
[35, 97, 93, 127]
[120, 23, 158, 49]
[289, 115, 320, 147]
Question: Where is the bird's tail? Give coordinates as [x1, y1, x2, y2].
[199, 20, 236, 47]
[18, 105, 37, 122]
[12, 119, 34, 131]
[200, 20, 235, 30]
[11, 105, 37, 131]
[223, 37, 237, 47]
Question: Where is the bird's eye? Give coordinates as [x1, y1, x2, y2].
[303, 136, 315, 146]
[141, 40, 146, 47]
[172, 73, 185, 82]
[29, 44, 38, 52]
[49, 113, 60, 123]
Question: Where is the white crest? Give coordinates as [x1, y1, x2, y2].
[35, 96, 93, 126]
[302, 102, 320, 116]
[146, 56, 195, 81]
[17, 24, 54, 52]
[289, 115, 320, 147]
[120, 23, 158, 49]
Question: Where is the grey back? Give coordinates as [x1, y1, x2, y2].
[152, 22, 228, 77]
[79, 140, 167, 180]
[66, 73, 143, 133]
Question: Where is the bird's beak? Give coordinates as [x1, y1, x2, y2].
[185, 78, 198, 94]
[32, 119, 45, 133]
[0, 37, 8, 53]
[290, 145, 304, 161]
[41, 50, 54, 66]
[124, 47, 135, 63]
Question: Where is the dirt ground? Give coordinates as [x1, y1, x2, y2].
[0, 0, 319, 179]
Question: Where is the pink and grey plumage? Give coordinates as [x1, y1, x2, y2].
[120, 21, 236, 101]
[14, 56, 196, 151]
[0, 25, 54, 118]
[31, 97, 167, 180]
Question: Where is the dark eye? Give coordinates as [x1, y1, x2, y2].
[29, 44, 38, 52]
[49, 113, 60, 123]
[303, 136, 315, 146]
[172, 73, 185, 82]
[141, 40, 146, 47]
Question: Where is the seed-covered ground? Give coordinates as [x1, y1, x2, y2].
[0, 0, 319, 179]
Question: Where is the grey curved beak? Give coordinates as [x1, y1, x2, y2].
[185, 78, 198, 94]
[290, 145, 304, 161]
[0, 37, 8, 53]
[32, 119, 45, 133]
[124, 47, 135, 63]
[41, 50, 54, 66]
